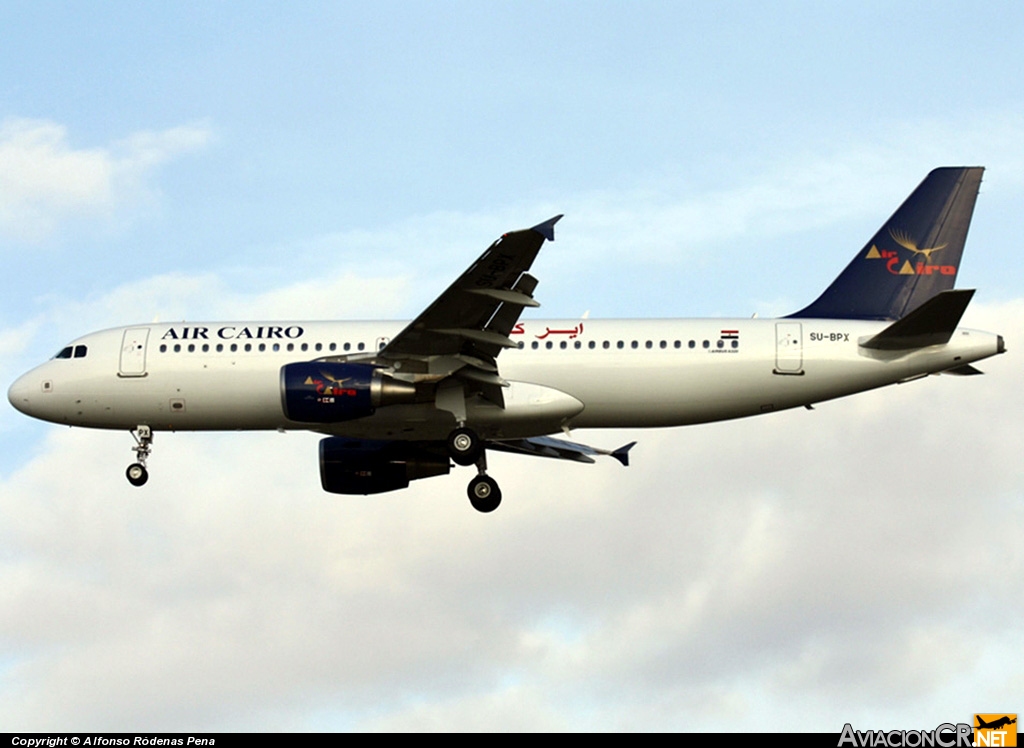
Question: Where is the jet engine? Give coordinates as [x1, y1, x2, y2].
[281, 362, 416, 423]
[319, 437, 451, 494]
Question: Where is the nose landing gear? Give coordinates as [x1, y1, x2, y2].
[126, 425, 152, 487]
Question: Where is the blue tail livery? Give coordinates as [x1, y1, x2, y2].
[790, 166, 984, 320]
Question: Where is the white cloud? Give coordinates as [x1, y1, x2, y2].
[546, 112, 1024, 271]
[0, 118, 212, 242]
[14, 269, 411, 356]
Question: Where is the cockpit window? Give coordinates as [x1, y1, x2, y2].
[54, 346, 73, 359]
[74, 345, 88, 358]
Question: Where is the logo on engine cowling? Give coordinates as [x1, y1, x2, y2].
[305, 373, 357, 399]
[283, 362, 375, 423]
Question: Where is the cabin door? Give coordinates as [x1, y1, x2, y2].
[119, 328, 150, 377]
[774, 322, 803, 375]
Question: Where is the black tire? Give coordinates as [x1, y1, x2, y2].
[447, 427, 483, 466]
[467, 475, 501, 513]
[126, 463, 149, 487]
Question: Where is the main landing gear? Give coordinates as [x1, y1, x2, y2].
[447, 426, 501, 513]
[126, 425, 153, 487]
[447, 426, 483, 465]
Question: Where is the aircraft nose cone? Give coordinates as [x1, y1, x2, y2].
[8, 372, 34, 416]
[8, 370, 49, 418]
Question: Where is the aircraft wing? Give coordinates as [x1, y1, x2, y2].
[377, 215, 561, 388]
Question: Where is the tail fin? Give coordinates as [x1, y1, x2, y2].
[789, 167, 984, 320]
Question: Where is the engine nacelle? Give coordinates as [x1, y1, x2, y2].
[281, 362, 416, 423]
[319, 437, 451, 494]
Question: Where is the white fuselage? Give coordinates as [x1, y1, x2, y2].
[7, 317, 1003, 440]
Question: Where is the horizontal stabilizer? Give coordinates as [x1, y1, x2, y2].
[611, 441, 636, 467]
[861, 289, 974, 350]
[488, 435, 635, 466]
[942, 364, 984, 376]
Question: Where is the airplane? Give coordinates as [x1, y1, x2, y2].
[7, 166, 1006, 512]
[976, 716, 1016, 731]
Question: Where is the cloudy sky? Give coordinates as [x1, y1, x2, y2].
[2, 1, 1022, 731]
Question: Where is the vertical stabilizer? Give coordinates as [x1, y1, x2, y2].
[789, 167, 983, 320]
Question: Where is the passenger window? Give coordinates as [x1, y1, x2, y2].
[244, 343, 252, 352]
[589, 341, 596, 349]
[689, 340, 696, 349]
[344, 342, 351, 351]
[546, 341, 553, 349]
[301, 343, 308, 352]
[603, 341, 610, 349]
[717, 340, 724, 348]
[159, 344, 167, 353]
[330, 343, 337, 351]
[732, 340, 739, 348]
[531, 341, 539, 349]
[574, 341, 582, 349]
[560, 341, 567, 349]
[188, 344, 195, 353]
[702, 340, 709, 349]
[315, 343, 322, 352]
[631, 341, 638, 349]
[286, 343, 293, 352]
[645, 341, 653, 349]
[273, 343, 280, 352]
[216, 343, 224, 352]
[674, 340, 681, 349]
[230, 344, 238, 352]
[258, 343, 266, 352]
[357, 342, 365, 351]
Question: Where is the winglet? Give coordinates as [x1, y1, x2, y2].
[611, 441, 637, 467]
[531, 215, 563, 242]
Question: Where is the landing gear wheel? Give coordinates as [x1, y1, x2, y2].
[126, 462, 149, 487]
[468, 475, 502, 513]
[127, 425, 153, 487]
[448, 427, 483, 466]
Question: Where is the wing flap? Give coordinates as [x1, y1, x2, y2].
[434, 328, 519, 349]
[465, 287, 541, 307]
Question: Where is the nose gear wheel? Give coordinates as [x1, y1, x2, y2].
[126, 425, 153, 488]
